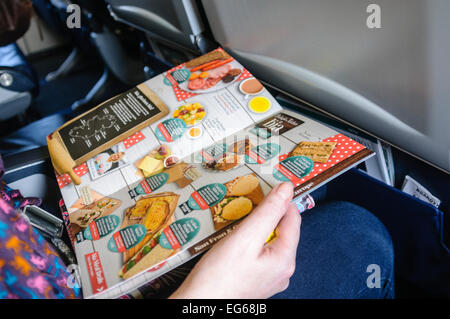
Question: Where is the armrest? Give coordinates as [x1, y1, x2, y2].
[2, 146, 51, 184]
[1, 146, 66, 234]
[0, 66, 36, 92]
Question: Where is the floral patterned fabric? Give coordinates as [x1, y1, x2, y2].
[0, 155, 80, 299]
[0, 198, 81, 299]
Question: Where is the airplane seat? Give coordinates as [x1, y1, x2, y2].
[0, 113, 68, 156]
[31, 0, 146, 114]
[75, 0, 147, 86]
[0, 43, 39, 121]
[105, 0, 217, 57]
[32, 0, 97, 57]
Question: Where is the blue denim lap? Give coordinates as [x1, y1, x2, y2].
[273, 201, 395, 299]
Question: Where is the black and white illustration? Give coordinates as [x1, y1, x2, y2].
[69, 114, 117, 141]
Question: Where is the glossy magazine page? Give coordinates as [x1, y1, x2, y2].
[53, 49, 374, 298]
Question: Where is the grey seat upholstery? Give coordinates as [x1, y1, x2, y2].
[201, 0, 450, 172]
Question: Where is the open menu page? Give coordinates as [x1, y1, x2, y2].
[54, 49, 374, 298]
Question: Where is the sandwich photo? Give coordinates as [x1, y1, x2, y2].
[69, 197, 121, 229]
[202, 152, 242, 172]
[121, 192, 179, 263]
[69, 208, 101, 228]
[118, 230, 176, 280]
[210, 174, 264, 230]
[290, 141, 337, 163]
[213, 196, 253, 223]
[228, 138, 253, 155]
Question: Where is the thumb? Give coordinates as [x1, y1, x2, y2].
[268, 203, 301, 260]
[235, 182, 294, 247]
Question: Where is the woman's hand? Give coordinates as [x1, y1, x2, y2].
[170, 182, 301, 299]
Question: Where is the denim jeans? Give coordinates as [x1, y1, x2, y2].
[273, 201, 395, 299]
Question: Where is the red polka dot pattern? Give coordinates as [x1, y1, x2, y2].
[277, 134, 366, 187]
[122, 131, 145, 149]
[56, 163, 88, 189]
[166, 64, 198, 101]
[237, 68, 252, 81]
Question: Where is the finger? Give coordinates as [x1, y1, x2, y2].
[236, 182, 294, 246]
[269, 203, 301, 260]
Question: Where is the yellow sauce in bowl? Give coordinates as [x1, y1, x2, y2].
[248, 96, 271, 113]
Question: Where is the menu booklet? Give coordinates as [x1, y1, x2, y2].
[52, 48, 374, 298]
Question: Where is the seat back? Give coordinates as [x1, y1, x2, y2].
[201, 0, 450, 173]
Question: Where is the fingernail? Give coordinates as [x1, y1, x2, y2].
[276, 182, 293, 201]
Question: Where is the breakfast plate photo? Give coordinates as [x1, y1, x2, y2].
[177, 50, 243, 94]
